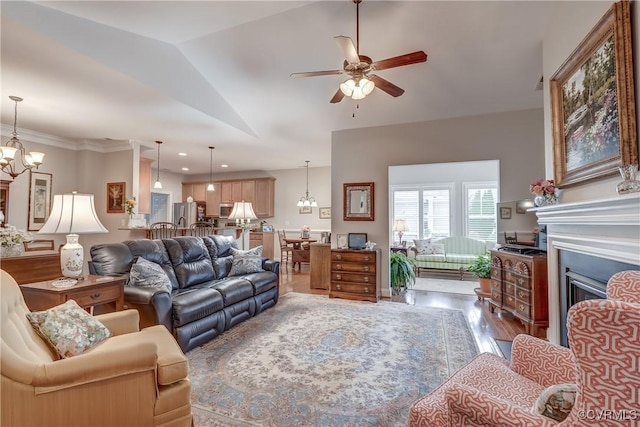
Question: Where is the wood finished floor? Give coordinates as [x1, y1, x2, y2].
[279, 264, 528, 356]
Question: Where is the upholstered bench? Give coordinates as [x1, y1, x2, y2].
[409, 236, 488, 279]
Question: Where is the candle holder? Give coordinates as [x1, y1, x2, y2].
[616, 164, 640, 195]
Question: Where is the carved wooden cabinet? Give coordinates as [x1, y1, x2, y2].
[489, 250, 548, 336]
[330, 249, 380, 302]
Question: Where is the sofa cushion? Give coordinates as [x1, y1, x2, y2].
[239, 271, 278, 295]
[445, 254, 479, 264]
[164, 237, 216, 288]
[212, 277, 255, 306]
[125, 239, 179, 291]
[128, 257, 172, 293]
[213, 255, 234, 279]
[210, 235, 238, 257]
[171, 287, 224, 327]
[27, 300, 111, 359]
[89, 242, 134, 276]
[415, 254, 447, 262]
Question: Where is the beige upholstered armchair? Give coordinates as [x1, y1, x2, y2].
[409, 270, 640, 426]
[1, 269, 192, 427]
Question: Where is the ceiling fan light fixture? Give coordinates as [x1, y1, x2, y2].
[351, 85, 366, 100]
[360, 77, 375, 95]
[340, 79, 356, 96]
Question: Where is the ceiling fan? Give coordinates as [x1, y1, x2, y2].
[291, 0, 427, 103]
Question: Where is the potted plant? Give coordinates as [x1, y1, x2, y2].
[390, 252, 416, 298]
[467, 254, 492, 294]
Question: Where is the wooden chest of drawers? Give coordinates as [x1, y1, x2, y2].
[489, 250, 548, 336]
[329, 249, 380, 302]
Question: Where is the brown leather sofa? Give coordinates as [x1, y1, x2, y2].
[0, 269, 192, 427]
[89, 235, 280, 352]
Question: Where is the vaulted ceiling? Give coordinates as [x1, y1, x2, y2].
[1, 1, 551, 174]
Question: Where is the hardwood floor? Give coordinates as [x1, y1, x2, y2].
[279, 265, 527, 357]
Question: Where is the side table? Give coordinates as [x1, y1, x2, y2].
[20, 275, 126, 313]
[390, 246, 408, 256]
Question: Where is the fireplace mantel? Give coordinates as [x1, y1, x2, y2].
[533, 192, 640, 344]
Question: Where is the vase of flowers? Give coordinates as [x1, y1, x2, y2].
[0, 225, 33, 258]
[125, 197, 136, 226]
[301, 225, 311, 239]
[530, 179, 559, 207]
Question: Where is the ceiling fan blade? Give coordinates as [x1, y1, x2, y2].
[290, 70, 344, 78]
[330, 88, 345, 104]
[371, 51, 427, 71]
[369, 75, 405, 97]
[334, 36, 360, 64]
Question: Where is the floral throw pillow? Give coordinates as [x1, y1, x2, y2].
[413, 239, 445, 255]
[230, 246, 263, 257]
[532, 383, 577, 421]
[26, 300, 112, 359]
[128, 256, 172, 293]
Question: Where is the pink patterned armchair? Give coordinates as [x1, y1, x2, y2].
[408, 270, 640, 426]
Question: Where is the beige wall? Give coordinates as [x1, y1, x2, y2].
[331, 108, 545, 295]
[542, 1, 640, 202]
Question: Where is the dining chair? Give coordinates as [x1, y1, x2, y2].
[189, 222, 215, 237]
[149, 221, 178, 239]
[504, 232, 517, 244]
[278, 229, 293, 270]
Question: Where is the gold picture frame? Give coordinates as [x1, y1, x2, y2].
[343, 182, 374, 221]
[107, 182, 126, 213]
[550, 0, 637, 188]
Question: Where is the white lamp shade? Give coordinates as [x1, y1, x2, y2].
[1, 146, 17, 160]
[360, 78, 375, 95]
[154, 180, 163, 189]
[227, 201, 258, 221]
[207, 183, 215, 191]
[39, 193, 108, 234]
[393, 219, 409, 232]
[340, 79, 356, 96]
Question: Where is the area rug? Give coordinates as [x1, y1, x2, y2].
[188, 292, 479, 426]
[412, 277, 478, 296]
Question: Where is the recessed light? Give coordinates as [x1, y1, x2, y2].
[178, 152, 187, 156]
[181, 167, 189, 171]
[221, 164, 228, 168]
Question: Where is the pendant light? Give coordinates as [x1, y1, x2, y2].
[296, 160, 318, 208]
[153, 140, 163, 189]
[207, 146, 215, 192]
[1, 96, 45, 179]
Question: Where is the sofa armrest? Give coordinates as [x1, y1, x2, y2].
[95, 310, 140, 335]
[262, 259, 280, 276]
[446, 384, 557, 427]
[510, 334, 577, 387]
[124, 287, 173, 331]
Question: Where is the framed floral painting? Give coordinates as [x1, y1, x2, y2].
[107, 182, 126, 213]
[550, 1, 637, 188]
[28, 171, 52, 231]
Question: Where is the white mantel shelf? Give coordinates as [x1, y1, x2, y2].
[532, 192, 640, 345]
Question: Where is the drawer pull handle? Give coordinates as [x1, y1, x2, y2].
[363, 256, 370, 261]
[336, 285, 342, 290]
[336, 274, 341, 280]
[364, 287, 369, 293]
[518, 291, 525, 298]
[363, 277, 369, 283]
[336, 264, 342, 270]
[90, 293, 101, 300]
[336, 254, 342, 260]
[363, 266, 370, 272]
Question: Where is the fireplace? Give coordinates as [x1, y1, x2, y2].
[534, 193, 640, 345]
[558, 250, 636, 347]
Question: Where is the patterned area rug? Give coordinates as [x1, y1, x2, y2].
[188, 292, 479, 426]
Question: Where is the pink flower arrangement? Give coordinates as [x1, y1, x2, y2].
[530, 179, 557, 198]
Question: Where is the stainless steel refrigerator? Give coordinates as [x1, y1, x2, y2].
[173, 202, 197, 227]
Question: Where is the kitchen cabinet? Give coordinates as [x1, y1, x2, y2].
[182, 183, 206, 202]
[184, 177, 275, 218]
[254, 178, 275, 217]
[138, 158, 153, 214]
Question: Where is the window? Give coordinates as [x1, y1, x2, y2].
[393, 187, 451, 241]
[465, 184, 497, 241]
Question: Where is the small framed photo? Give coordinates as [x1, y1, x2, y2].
[500, 207, 512, 220]
[319, 207, 331, 219]
[299, 205, 312, 214]
[336, 233, 348, 249]
[262, 225, 273, 232]
[107, 182, 126, 213]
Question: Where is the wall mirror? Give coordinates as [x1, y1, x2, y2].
[343, 182, 374, 221]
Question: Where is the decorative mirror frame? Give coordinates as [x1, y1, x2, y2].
[343, 182, 374, 221]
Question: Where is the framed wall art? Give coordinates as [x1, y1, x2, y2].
[343, 182, 374, 221]
[336, 233, 348, 249]
[299, 205, 312, 214]
[28, 171, 52, 231]
[500, 207, 512, 220]
[107, 182, 126, 213]
[319, 207, 331, 219]
[550, 0, 637, 188]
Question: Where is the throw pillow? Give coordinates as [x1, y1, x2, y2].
[26, 300, 112, 359]
[128, 256, 172, 293]
[414, 239, 445, 255]
[532, 383, 577, 422]
[230, 245, 263, 257]
[229, 253, 264, 275]
[431, 243, 446, 254]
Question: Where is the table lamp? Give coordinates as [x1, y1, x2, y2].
[228, 200, 257, 249]
[39, 192, 108, 279]
[393, 219, 409, 246]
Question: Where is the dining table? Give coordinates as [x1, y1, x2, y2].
[284, 238, 317, 270]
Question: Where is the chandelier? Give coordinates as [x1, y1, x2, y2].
[297, 160, 318, 208]
[1, 96, 45, 179]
